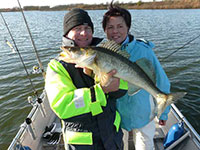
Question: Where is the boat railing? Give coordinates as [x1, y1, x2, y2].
[8, 92, 47, 150]
[171, 104, 200, 148]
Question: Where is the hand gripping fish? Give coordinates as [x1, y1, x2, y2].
[59, 41, 186, 118]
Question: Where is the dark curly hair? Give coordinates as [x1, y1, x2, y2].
[102, 1, 131, 31]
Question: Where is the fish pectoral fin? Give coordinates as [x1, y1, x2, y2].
[136, 58, 156, 84]
[128, 83, 141, 96]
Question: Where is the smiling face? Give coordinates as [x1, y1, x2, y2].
[66, 24, 93, 47]
[105, 16, 129, 44]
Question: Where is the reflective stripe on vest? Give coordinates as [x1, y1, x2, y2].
[88, 84, 107, 116]
[73, 89, 85, 108]
[119, 79, 128, 90]
[114, 111, 121, 132]
[90, 101, 103, 116]
[64, 130, 93, 145]
[62, 111, 121, 145]
[46, 59, 107, 118]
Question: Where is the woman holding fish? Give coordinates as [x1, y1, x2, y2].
[102, 3, 171, 150]
[45, 8, 128, 150]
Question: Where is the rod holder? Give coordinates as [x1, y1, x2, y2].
[25, 118, 36, 140]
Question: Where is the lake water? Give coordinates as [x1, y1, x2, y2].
[0, 9, 200, 149]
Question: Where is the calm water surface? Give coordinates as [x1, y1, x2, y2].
[0, 9, 200, 149]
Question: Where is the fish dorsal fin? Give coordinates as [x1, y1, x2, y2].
[99, 40, 121, 52]
[98, 40, 130, 59]
[117, 50, 130, 59]
[136, 58, 156, 84]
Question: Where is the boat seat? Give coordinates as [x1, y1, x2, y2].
[165, 130, 190, 150]
[154, 122, 191, 150]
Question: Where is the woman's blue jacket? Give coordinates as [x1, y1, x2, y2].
[117, 35, 171, 131]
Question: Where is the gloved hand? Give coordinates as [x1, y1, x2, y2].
[42, 122, 62, 145]
[47, 132, 61, 145]
[42, 122, 56, 140]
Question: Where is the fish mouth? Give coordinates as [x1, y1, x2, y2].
[59, 46, 72, 60]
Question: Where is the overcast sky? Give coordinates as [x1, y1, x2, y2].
[0, 0, 154, 9]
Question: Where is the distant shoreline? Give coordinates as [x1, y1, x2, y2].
[1, 1, 200, 12]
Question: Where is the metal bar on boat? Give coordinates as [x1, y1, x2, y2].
[25, 105, 39, 140]
[8, 92, 48, 150]
[7, 123, 27, 150]
[171, 104, 200, 147]
[27, 123, 36, 140]
[37, 97, 46, 117]
[8, 106, 38, 149]
[8, 104, 40, 149]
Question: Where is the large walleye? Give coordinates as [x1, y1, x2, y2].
[59, 41, 186, 118]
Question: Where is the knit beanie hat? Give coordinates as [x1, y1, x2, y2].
[63, 8, 94, 36]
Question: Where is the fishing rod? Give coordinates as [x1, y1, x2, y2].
[160, 33, 200, 62]
[0, 12, 38, 97]
[0, 12, 46, 117]
[16, 0, 46, 79]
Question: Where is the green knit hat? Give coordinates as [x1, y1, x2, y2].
[63, 8, 94, 36]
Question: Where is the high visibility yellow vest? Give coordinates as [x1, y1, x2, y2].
[45, 59, 128, 145]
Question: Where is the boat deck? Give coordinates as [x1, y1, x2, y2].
[39, 108, 200, 150]
[8, 92, 200, 150]
[39, 120, 194, 150]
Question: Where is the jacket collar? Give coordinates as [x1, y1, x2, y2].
[121, 34, 136, 54]
[128, 34, 134, 43]
[121, 34, 135, 47]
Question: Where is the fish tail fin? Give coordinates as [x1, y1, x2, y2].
[156, 92, 187, 118]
